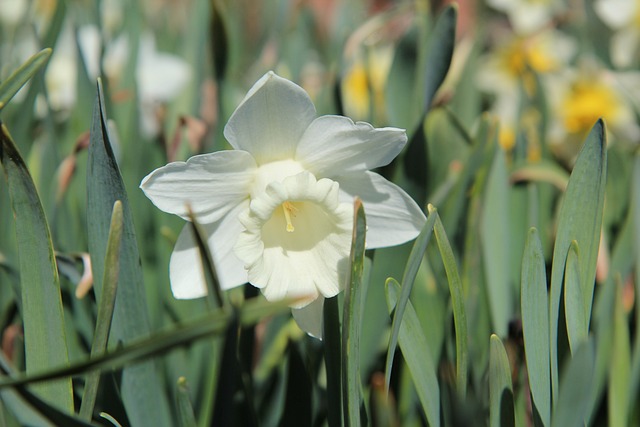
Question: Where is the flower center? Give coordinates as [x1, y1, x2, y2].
[234, 171, 353, 306]
[561, 80, 621, 134]
[282, 201, 298, 232]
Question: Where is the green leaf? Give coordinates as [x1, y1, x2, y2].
[564, 241, 587, 354]
[629, 153, 640, 409]
[0, 297, 294, 390]
[609, 281, 630, 427]
[420, 4, 457, 116]
[520, 228, 550, 427]
[0, 49, 51, 112]
[386, 278, 440, 427]
[429, 205, 468, 396]
[489, 335, 514, 427]
[548, 120, 607, 403]
[86, 80, 172, 427]
[510, 160, 570, 191]
[323, 296, 342, 427]
[384, 209, 437, 391]
[0, 124, 72, 412]
[481, 147, 512, 337]
[342, 199, 367, 427]
[186, 209, 224, 308]
[176, 377, 198, 427]
[79, 201, 123, 421]
[550, 340, 595, 427]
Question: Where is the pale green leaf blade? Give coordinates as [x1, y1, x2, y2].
[0, 49, 51, 111]
[481, 147, 512, 337]
[489, 335, 514, 427]
[548, 120, 607, 403]
[86, 80, 172, 427]
[429, 205, 468, 396]
[0, 124, 72, 412]
[342, 199, 366, 427]
[550, 340, 595, 427]
[79, 201, 123, 421]
[608, 281, 630, 427]
[564, 241, 587, 354]
[386, 278, 440, 427]
[521, 228, 551, 427]
[176, 377, 198, 427]
[384, 210, 437, 391]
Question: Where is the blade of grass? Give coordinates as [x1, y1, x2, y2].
[0, 124, 72, 412]
[481, 147, 512, 337]
[0, 296, 295, 390]
[428, 204, 468, 396]
[323, 296, 342, 427]
[384, 209, 437, 392]
[79, 201, 123, 421]
[342, 198, 367, 427]
[548, 120, 606, 404]
[489, 335, 514, 427]
[520, 228, 550, 427]
[386, 278, 440, 427]
[87, 79, 172, 427]
[564, 241, 587, 354]
[0, 49, 51, 111]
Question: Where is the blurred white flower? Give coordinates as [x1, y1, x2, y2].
[140, 72, 425, 337]
[594, 0, 640, 67]
[486, 0, 562, 34]
[78, 28, 190, 137]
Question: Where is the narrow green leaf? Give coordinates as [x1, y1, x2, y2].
[481, 147, 512, 337]
[564, 241, 587, 354]
[429, 204, 468, 396]
[79, 201, 123, 421]
[176, 377, 198, 427]
[342, 199, 367, 427]
[0, 296, 294, 390]
[549, 120, 607, 403]
[323, 296, 342, 427]
[384, 209, 437, 391]
[86, 80, 172, 427]
[0, 49, 51, 111]
[386, 278, 440, 427]
[510, 160, 570, 191]
[489, 335, 514, 427]
[421, 4, 457, 115]
[609, 281, 630, 427]
[185, 208, 224, 309]
[0, 124, 72, 412]
[629, 153, 640, 409]
[520, 228, 550, 427]
[550, 340, 595, 427]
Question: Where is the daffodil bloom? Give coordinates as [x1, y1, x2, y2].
[141, 72, 425, 336]
[594, 0, 640, 67]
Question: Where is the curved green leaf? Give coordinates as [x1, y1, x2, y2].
[549, 120, 607, 403]
[0, 49, 51, 112]
[384, 209, 437, 392]
[87, 80, 171, 427]
[564, 241, 587, 354]
[386, 278, 440, 427]
[489, 335, 514, 427]
[521, 228, 550, 427]
[0, 124, 72, 412]
[342, 199, 367, 427]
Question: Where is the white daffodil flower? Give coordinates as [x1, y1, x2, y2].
[141, 71, 425, 337]
[594, 0, 640, 68]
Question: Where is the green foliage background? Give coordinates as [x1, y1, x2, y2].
[0, 0, 638, 426]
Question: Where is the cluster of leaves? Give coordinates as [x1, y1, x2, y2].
[0, 1, 639, 426]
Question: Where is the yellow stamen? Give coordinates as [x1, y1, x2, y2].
[282, 201, 298, 233]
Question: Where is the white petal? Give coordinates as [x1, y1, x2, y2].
[169, 201, 249, 299]
[296, 115, 407, 177]
[223, 72, 316, 164]
[292, 297, 325, 339]
[594, 0, 636, 29]
[140, 150, 256, 223]
[136, 33, 191, 101]
[337, 171, 425, 248]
